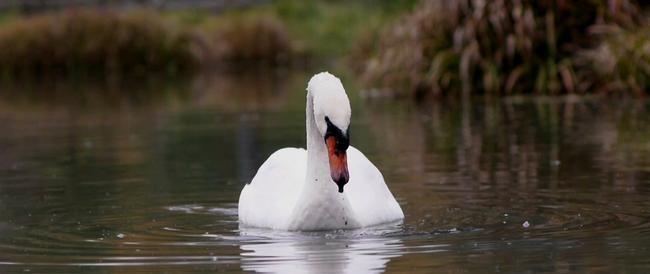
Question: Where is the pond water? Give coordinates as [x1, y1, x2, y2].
[0, 71, 649, 273]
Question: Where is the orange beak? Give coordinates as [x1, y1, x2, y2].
[326, 136, 349, 193]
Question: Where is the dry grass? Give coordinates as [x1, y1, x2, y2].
[0, 8, 300, 77]
[355, 0, 648, 98]
[576, 25, 650, 95]
[0, 2, 413, 78]
[205, 14, 295, 65]
[0, 9, 202, 77]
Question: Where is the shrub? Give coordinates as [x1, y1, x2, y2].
[356, 0, 647, 98]
[0, 9, 202, 77]
[576, 25, 650, 94]
[206, 14, 294, 65]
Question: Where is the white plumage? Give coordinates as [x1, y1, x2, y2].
[238, 72, 404, 231]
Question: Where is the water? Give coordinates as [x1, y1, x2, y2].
[0, 71, 649, 273]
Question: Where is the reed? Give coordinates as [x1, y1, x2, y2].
[576, 25, 650, 95]
[355, 0, 647, 98]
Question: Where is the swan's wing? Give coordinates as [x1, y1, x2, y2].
[238, 148, 306, 229]
[345, 146, 404, 226]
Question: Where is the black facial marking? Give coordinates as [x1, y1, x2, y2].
[324, 116, 350, 152]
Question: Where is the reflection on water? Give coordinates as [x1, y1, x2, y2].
[240, 226, 405, 274]
[0, 71, 649, 273]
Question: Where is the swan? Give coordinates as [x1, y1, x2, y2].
[238, 72, 404, 231]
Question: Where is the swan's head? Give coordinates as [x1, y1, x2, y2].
[307, 72, 351, 193]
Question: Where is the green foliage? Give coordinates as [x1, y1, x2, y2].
[356, 0, 648, 97]
[270, 0, 411, 58]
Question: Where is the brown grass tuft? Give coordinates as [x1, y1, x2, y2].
[207, 15, 294, 65]
[355, 0, 647, 98]
[0, 9, 202, 77]
[576, 24, 650, 94]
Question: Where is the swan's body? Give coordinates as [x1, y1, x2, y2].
[238, 72, 404, 231]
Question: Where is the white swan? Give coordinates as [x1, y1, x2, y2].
[238, 72, 404, 230]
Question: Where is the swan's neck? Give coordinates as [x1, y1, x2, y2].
[287, 92, 356, 230]
[306, 92, 347, 194]
[305, 92, 329, 183]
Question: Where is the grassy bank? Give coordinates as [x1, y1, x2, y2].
[0, 9, 200, 77]
[354, 0, 649, 98]
[0, 8, 295, 77]
[0, 1, 414, 78]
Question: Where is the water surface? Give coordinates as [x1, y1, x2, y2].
[1, 72, 649, 273]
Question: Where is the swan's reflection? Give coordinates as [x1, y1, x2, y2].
[239, 227, 404, 274]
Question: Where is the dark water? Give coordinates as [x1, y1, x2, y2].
[1, 71, 649, 273]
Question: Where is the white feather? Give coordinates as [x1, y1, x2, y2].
[238, 72, 404, 231]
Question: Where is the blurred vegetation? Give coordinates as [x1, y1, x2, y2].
[0, 9, 200, 77]
[206, 14, 294, 65]
[576, 25, 650, 95]
[269, 0, 407, 58]
[0, 0, 415, 78]
[0, 0, 646, 98]
[353, 0, 649, 98]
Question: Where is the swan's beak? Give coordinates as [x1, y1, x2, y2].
[326, 135, 349, 193]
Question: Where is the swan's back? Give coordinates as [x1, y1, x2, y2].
[238, 148, 306, 229]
